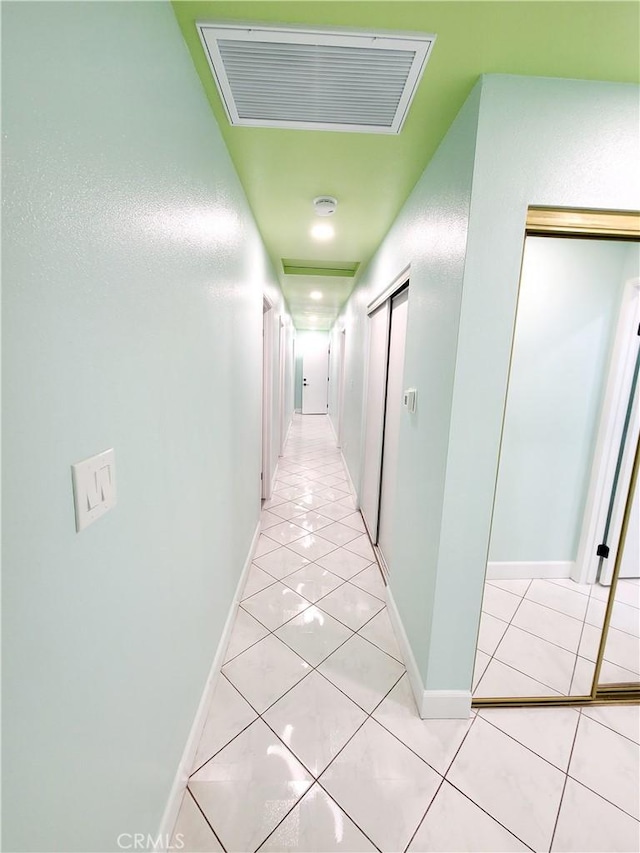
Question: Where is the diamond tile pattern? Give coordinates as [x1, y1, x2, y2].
[476, 572, 640, 699]
[171, 416, 639, 853]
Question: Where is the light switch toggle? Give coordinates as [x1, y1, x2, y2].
[72, 449, 117, 532]
[403, 388, 417, 414]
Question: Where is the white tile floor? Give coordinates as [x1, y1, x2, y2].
[171, 415, 640, 853]
[475, 574, 640, 698]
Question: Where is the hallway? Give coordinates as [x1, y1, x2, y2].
[170, 416, 639, 853]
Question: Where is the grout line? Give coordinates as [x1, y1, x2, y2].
[563, 770, 640, 823]
[402, 779, 446, 852]
[312, 671, 406, 777]
[568, 603, 592, 694]
[441, 712, 537, 853]
[186, 788, 228, 853]
[238, 568, 378, 639]
[474, 579, 532, 694]
[477, 575, 640, 698]
[401, 711, 488, 852]
[251, 784, 319, 852]
[548, 708, 582, 852]
[440, 777, 538, 853]
[476, 709, 579, 775]
[476, 653, 565, 698]
[580, 707, 640, 746]
[492, 614, 582, 656]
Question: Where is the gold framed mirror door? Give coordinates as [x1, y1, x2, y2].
[473, 207, 640, 709]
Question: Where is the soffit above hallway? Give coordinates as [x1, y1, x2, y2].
[172, 1, 640, 331]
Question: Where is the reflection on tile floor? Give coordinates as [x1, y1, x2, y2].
[475, 573, 640, 698]
[172, 415, 640, 852]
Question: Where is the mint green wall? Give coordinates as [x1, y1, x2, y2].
[335, 82, 483, 679]
[2, 3, 290, 851]
[335, 74, 639, 699]
[428, 76, 640, 691]
[489, 238, 636, 563]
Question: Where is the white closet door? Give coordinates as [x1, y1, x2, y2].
[360, 301, 390, 539]
[378, 288, 409, 565]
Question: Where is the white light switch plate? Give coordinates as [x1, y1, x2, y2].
[403, 388, 417, 413]
[71, 449, 117, 532]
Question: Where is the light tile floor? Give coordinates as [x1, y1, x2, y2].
[475, 574, 640, 698]
[171, 415, 640, 853]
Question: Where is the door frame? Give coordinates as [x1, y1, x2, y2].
[262, 295, 274, 500]
[360, 266, 410, 553]
[377, 285, 410, 569]
[278, 316, 286, 456]
[574, 273, 640, 585]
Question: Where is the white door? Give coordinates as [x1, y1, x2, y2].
[601, 411, 640, 584]
[361, 301, 391, 539]
[302, 347, 328, 414]
[338, 329, 347, 448]
[378, 289, 409, 565]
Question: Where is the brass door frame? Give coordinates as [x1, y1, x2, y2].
[473, 206, 640, 709]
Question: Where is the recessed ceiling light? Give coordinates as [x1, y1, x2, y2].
[311, 223, 334, 241]
[310, 291, 322, 300]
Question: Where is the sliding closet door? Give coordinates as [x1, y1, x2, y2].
[360, 301, 390, 539]
[378, 288, 409, 564]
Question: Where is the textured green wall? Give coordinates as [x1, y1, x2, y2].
[428, 75, 640, 691]
[335, 74, 640, 697]
[2, 2, 289, 850]
[335, 79, 483, 686]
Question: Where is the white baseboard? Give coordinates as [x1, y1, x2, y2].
[487, 560, 572, 580]
[327, 414, 339, 446]
[385, 586, 425, 715]
[283, 415, 293, 447]
[421, 690, 473, 719]
[270, 458, 279, 497]
[158, 519, 261, 846]
[340, 453, 359, 509]
[327, 415, 359, 509]
[386, 586, 472, 720]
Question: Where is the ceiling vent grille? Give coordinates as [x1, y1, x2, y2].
[197, 22, 436, 134]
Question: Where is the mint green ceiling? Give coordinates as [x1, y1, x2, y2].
[172, 1, 639, 330]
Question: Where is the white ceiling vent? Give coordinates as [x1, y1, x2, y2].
[197, 22, 436, 134]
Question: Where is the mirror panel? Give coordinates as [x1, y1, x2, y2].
[474, 234, 640, 700]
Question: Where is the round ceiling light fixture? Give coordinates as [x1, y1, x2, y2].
[310, 222, 334, 241]
[310, 291, 323, 300]
[313, 196, 338, 217]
